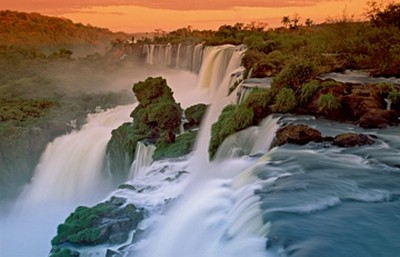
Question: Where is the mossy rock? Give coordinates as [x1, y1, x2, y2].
[153, 131, 198, 160]
[106, 122, 149, 184]
[49, 248, 80, 257]
[209, 105, 254, 160]
[184, 103, 208, 130]
[51, 197, 144, 248]
[132, 77, 175, 107]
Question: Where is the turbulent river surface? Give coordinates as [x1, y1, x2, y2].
[1, 44, 399, 257]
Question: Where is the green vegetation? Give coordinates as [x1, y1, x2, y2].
[242, 88, 274, 124]
[209, 105, 254, 159]
[153, 131, 198, 160]
[299, 80, 320, 106]
[0, 10, 126, 50]
[271, 57, 318, 93]
[50, 197, 143, 255]
[107, 77, 183, 184]
[184, 103, 208, 130]
[272, 88, 297, 113]
[377, 82, 400, 103]
[317, 93, 341, 114]
[0, 12, 135, 203]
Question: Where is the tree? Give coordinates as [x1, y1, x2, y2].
[291, 13, 301, 28]
[305, 18, 313, 27]
[281, 16, 290, 28]
[367, 2, 400, 28]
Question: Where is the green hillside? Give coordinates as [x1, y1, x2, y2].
[0, 10, 127, 50]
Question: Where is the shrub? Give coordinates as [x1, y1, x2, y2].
[376, 82, 399, 103]
[147, 102, 182, 131]
[209, 105, 254, 159]
[184, 103, 207, 129]
[242, 88, 273, 124]
[317, 93, 341, 113]
[322, 80, 340, 88]
[271, 57, 318, 93]
[299, 80, 320, 106]
[272, 88, 297, 113]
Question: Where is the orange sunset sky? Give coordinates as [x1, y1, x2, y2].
[0, 0, 387, 33]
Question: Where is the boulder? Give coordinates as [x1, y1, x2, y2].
[333, 133, 374, 147]
[358, 108, 399, 128]
[274, 124, 322, 146]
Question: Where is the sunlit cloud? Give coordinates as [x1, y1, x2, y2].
[0, 0, 369, 32]
[0, 0, 343, 14]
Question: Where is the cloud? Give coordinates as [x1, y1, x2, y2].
[0, 0, 336, 14]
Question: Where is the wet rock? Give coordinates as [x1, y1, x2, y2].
[333, 133, 374, 147]
[106, 249, 122, 257]
[358, 108, 399, 128]
[275, 124, 322, 146]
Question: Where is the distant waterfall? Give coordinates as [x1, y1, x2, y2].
[19, 105, 134, 205]
[144, 43, 204, 73]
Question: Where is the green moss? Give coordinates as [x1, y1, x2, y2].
[51, 197, 143, 247]
[153, 130, 198, 160]
[272, 88, 297, 113]
[49, 248, 79, 257]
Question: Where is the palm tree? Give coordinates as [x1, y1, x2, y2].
[291, 13, 301, 28]
[281, 16, 290, 28]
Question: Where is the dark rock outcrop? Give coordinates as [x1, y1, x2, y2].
[274, 124, 322, 146]
[333, 133, 374, 147]
[358, 108, 399, 128]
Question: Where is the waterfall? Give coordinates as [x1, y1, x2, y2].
[144, 43, 204, 73]
[18, 105, 134, 205]
[215, 115, 280, 161]
[130, 159, 272, 257]
[194, 45, 246, 161]
[128, 141, 156, 179]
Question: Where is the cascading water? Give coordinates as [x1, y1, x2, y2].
[194, 44, 246, 160]
[20, 105, 135, 205]
[144, 43, 204, 73]
[128, 141, 156, 179]
[0, 105, 135, 257]
[4, 43, 400, 257]
[215, 115, 280, 161]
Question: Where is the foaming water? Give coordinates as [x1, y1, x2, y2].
[129, 158, 274, 257]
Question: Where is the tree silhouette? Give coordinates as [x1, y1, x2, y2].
[281, 16, 290, 28]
